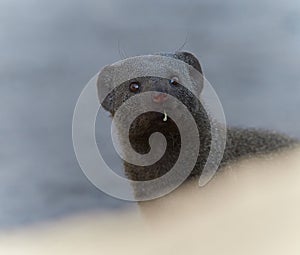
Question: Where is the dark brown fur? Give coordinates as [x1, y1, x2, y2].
[98, 52, 298, 188]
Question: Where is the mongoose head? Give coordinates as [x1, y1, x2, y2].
[97, 52, 204, 138]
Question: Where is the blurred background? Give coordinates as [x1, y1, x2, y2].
[0, 0, 299, 229]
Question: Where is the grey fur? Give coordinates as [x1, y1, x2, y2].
[97, 52, 299, 191]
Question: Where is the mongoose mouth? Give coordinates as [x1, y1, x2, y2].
[152, 112, 169, 125]
[131, 112, 170, 129]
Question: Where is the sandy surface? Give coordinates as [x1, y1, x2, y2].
[1, 147, 299, 255]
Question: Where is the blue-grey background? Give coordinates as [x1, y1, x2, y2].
[0, 0, 299, 229]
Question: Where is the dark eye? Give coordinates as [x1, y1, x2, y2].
[169, 76, 179, 86]
[129, 82, 140, 93]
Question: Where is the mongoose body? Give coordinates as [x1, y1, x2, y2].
[97, 52, 298, 195]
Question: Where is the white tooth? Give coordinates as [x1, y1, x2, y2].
[163, 110, 168, 122]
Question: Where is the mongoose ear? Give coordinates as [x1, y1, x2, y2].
[175, 51, 204, 98]
[174, 51, 203, 75]
[97, 65, 115, 113]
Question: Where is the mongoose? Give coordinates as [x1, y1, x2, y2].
[97, 52, 298, 197]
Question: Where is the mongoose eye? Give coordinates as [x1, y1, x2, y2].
[129, 82, 140, 93]
[169, 76, 179, 86]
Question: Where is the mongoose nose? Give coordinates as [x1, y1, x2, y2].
[152, 92, 168, 104]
